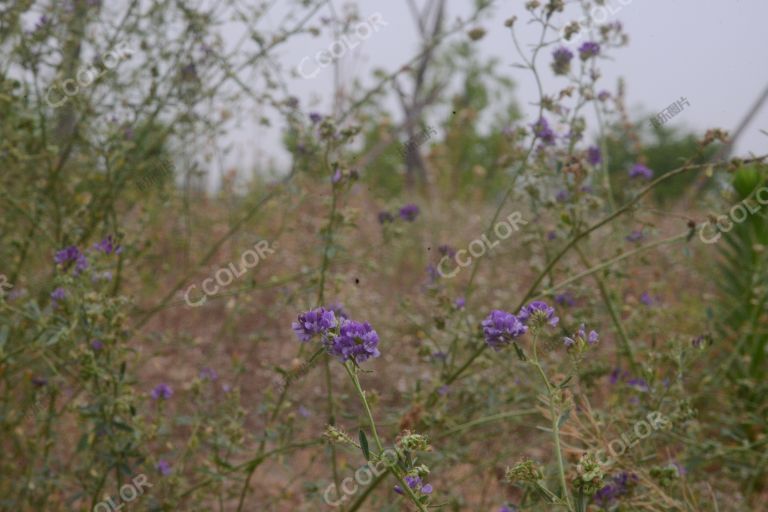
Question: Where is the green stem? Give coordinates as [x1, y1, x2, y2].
[531, 332, 573, 511]
[344, 363, 428, 512]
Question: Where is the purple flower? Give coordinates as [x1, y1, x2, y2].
[640, 292, 653, 306]
[395, 475, 432, 496]
[594, 472, 638, 508]
[200, 367, 218, 381]
[291, 307, 337, 342]
[326, 319, 381, 363]
[309, 112, 323, 124]
[598, 90, 611, 101]
[454, 297, 466, 309]
[578, 41, 600, 60]
[626, 230, 644, 243]
[54, 246, 89, 275]
[437, 385, 449, 395]
[50, 287, 67, 307]
[91, 339, 104, 351]
[151, 383, 173, 400]
[547, 230, 557, 241]
[554, 292, 575, 307]
[629, 163, 653, 180]
[399, 204, 420, 222]
[587, 145, 602, 165]
[331, 168, 342, 184]
[499, 506, 517, 512]
[93, 235, 121, 255]
[588, 330, 599, 345]
[556, 190, 570, 203]
[156, 459, 172, 476]
[627, 377, 649, 392]
[518, 301, 559, 327]
[551, 47, 574, 75]
[298, 405, 311, 418]
[378, 211, 394, 224]
[531, 117, 556, 145]
[482, 310, 527, 350]
[563, 336, 576, 347]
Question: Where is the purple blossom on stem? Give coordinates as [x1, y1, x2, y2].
[626, 230, 644, 243]
[50, 287, 67, 307]
[91, 339, 104, 351]
[554, 292, 575, 307]
[398, 204, 420, 222]
[54, 246, 89, 275]
[93, 235, 121, 255]
[531, 117, 556, 145]
[395, 475, 432, 496]
[551, 47, 574, 75]
[594, 472, 638, 508]
[578, 41, 600, 60]
[454, 297, 466, 309]
[309, 112, 323, 124]
[482, 310, 527, 350]
[640, 292, 654, 306]
[518, 301, 559, 327]
[156, 459, 172, 476]
[629, 163, 653, 180]
[291, 307, 337, 342]
[326, 319, 380, 363]
[627, 377, 649, 392]
[151, 383, 173, 400]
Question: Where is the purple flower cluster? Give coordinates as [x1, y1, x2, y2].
[594, 472, 638, 508]
[93, 235, 121, 255]
[629, 163, 653, 180]
[531, 117, 556, 146]
[292, 307, 337, 342]
[50, 287, 67, 307]
[518, 301, 559, 327]
[151, 383, 173, 400]
[482, 310, 527, 350]
[378, 204, 420, 224]
[394, 475, 433, 496]
[578, 41, 600, 60]
[156, 459, 172, 476]
[291, 307, 381, 364]
[54, 245, 89, 275]
[555, 292, 576, 307]
[399, 204, 420, 222]
[551, 47, 574, 75]
[625, 230, 644, 243]
[327, 320, 381, 363]
[563, 323, 599, 347]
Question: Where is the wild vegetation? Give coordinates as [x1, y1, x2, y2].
[1, 1, 767, 511]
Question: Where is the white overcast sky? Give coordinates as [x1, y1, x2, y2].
[222, 0, 768, 185]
